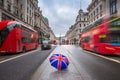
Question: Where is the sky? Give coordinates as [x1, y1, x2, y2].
[38, 0, 91, 37]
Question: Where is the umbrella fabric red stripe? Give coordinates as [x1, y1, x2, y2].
[58, 54, 62, 70]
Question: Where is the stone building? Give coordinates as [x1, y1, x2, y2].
[87, 0, 104, 23]
[105, 0, 120, 17]
[0, 0, 55, 43]
[0, 0, 38, 27]
[87, 0, 120, 24]
[49, 28, 56, 43]
[65, 9, 88, 44]
[65, 0, 120, 45]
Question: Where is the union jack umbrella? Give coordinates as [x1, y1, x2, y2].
[49, 54, 69, 70]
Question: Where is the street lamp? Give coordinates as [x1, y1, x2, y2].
[59, 33, 61, 45]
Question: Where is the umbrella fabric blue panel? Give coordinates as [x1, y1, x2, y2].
[49, 54, 69, 70]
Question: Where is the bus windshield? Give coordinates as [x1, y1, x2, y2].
[0, 23, 16, 47]
[0, 27, 9, 47]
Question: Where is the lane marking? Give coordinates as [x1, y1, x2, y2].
[31, 46, 58, 80]
[63, 45, 120, 64]
[0, 49, 40, 64]
[62, 46, 92, 80]
[85, 51, 120, 64]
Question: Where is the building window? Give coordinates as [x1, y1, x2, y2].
[27, 16, 28, 23]
[100, 5, 103, 17]
[2, 13, 14, 21]
[14, 8, 18, 16]
[84, 18, 86, 21]
[79, 18, 81, 21]
[20, 14, 23, 20]
[7, 4, 11, 11]
[21, 4, 22, 10]
[84, 24, 86, 27]
[100, 5, 102, 12]
[110, 0, 117, 14]
[96, 8, 98, 15]
[0, 0, 3, 7]
[79, 24, 81, 27]
[79, 29, 81, 33]
[16, 0, 18, 4]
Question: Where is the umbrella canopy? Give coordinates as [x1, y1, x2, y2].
[49, 54, 69, 70]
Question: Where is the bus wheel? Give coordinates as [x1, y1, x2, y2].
[23, 47, 26, 53]
[93, 47, 97, 53]
[81, 45, 84, 49]
[35, 45, 38, 49]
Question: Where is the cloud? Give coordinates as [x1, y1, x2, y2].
[39, 0, 91, 37]
[56, 5, 77, 20]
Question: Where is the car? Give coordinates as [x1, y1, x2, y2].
[41, 40, 52, 50]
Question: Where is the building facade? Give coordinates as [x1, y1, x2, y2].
[87, 0, 104, 23]
[0, 0, 55, 44]
[65, 0, 120, 45]
[65, 25, 77, 44]
[65, 9, 88, 44]
[49, 29, 56, 43]
[106, 0, 120, 17]
[87, 0, 120, 24]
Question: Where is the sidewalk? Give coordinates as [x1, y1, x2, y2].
[31, 45, 88, 80]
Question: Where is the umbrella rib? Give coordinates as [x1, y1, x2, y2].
[62, 61, 68, 67]
[51, 59, 58, 64]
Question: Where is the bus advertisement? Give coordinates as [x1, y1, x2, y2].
[80, 16, 120, 55]
[0, 20, 39, 54]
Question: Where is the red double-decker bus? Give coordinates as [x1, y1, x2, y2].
[80, 16, 120, 55]
[0, 20, 39, 54]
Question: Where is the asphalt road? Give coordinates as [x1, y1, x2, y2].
[1, 45, 120, 80]
[0, 46, 56, 80]
[30, 45, 120, 80]
[63, 45, 120, 80]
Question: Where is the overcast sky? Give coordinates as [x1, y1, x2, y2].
[38, 0, 91, 37]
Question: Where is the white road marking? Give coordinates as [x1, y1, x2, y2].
[61, 46, 92, 80]
[86, 51, 120, 64]
[0, 49, 40, 64]
[62, 46, 120, 64]
[31, 46, 59, 80]
[63, 45, 120, 64]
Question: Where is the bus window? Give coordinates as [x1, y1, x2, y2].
[14, 24, 21, 29]
[108, 19, 120, 44]
[99, 35, 106, 43]
[107, 33, 120, 44]
[99, 33, 120, 44]
[7, 24, 16, 31]
[110, 19, 120, 27]
[81, 37, 90, 43]
[22, 37, 26, 43]
[99, 34, 112, 43]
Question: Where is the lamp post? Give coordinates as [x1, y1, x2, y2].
[59, 33, 61, 45]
